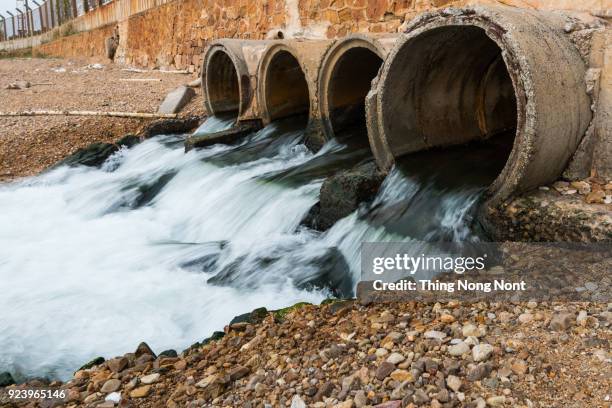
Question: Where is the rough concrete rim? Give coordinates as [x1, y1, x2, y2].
[201, 40, 250, 118]
[256, 42, 312, 125]
[317, 34, 388, 143]
[367, 5, 592, 206]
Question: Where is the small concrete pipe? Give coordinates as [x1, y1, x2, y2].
[256, 39, 333, 146]
[366, 6, 592, 205]
[201, 39, 273, 120]
[317, 34, 399, 149]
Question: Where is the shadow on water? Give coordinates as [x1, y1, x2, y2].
[362, 132, 514, 241]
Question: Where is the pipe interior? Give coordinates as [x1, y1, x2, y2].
[265, 50, 310, 124]
[382, 26, 517, 164]
[207, 51, 240, 115]
[329, 47, 383, 143]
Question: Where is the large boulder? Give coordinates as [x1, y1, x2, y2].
[0, 372, 15, 387]
[302, 161, 385, 231]
[139, 117, 201, 139]
[56, 142, 119, 168]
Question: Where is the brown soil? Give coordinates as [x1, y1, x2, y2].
[0, 57, 204, 181]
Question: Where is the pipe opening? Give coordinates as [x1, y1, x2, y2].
[383, 26, 518, 181]
[328, 47, 383, 144]
[206, 51, 240, 116]
[265, 50, 310, 126]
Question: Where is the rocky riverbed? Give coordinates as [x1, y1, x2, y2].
[1, 300, 610, 408]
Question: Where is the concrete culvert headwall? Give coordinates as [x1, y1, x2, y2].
[259, 46, 310, 124]
[366, 6, 592, 205]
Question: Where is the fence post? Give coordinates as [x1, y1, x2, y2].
[0, 14, 6, 41]
[7, 12, 15, 39]
[48, 0, 55, 28]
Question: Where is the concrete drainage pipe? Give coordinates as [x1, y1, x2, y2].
[317, 34, 398, 152]
[366, 6, 592, 205]
[257, 40, 333, 144]
[201, 39, 271, 120]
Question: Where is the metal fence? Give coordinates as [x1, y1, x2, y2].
[0, 0, 112, 41]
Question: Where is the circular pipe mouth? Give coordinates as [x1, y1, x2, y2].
[370, 7, 591, 206]
[258, 45, 311, 126]
[375, 24, 522, 202]
[319, 37, 384, 147]
[202, 47, 242, 118]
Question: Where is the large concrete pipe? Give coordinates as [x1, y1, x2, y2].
[317, 34, 398, 150]
[256, 40, 333, 146]
[201, 39, 272, 120]
[366, 6, 592, 205]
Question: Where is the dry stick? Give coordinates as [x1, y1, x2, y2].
[119, 78, 162, 82]
[0, 110, 178, 119]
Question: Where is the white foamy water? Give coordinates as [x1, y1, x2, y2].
[0, 121, 325, 380]
[0, 118, 488, 381]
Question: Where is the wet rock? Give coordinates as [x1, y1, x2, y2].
[549, 312, 575, 331]
[158, 86, 195, 114]
[139, 116, 201, 139]
[159, 349, 178, 358]
[229, 307, 268, 326]
[116, 134, 141, 149]
[302, 161, 384, 231]
[78, 356, 105, 371]
[0, 372, 15, 386]
[135, 342, 156, 358]
[185, 121, 261, 151]
[56, 143, 118, 168]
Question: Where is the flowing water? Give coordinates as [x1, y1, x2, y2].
[0, 117, 510, 380]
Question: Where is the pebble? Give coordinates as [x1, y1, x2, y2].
[107, 357, 128, 373]
[424, 330, 446, 340]
[448, 341, 470, 356]
[549, 312, 575, 331]
[140, 373, 160, 384]
[462, 323, 482, 337]
[472, 344, 494, 362]
[386, 352, 405, 364]
[290, 395, 307, 408]
[511, 359, 528, 375]
[129, 385, 151, 398]
[100, 378, 121, 393]
[446, 375, 462, 392]
[105, 392, 121, 403]
[375, 361, 396, 380]
[518, 313, 534, 324]
[486, 395, 506, 406]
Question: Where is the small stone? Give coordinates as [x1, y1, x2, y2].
[386, 352, 405, 364]
[129, 385, 151, 398]
[374, 401, 401, 408]
[486, 396, 506, 406]
[549, 312, 575, 331]
[448, 341, 470, 356]
[518, 313, 533, 324]
[570, 181, 591, 194]
[511, 360, 528, 375]
[105, 392, 121, 403]
[229, 365, 250, 381]
[290, 395, 307, 408]
[440, 314, 455, 323]
[314, 381, 334, 401]
[413, 388, 430, 405]
[462, 323, 483, 338]
[375, 348, 389, 357]
[96, 402, 115, 408]
[100, 379, 121, 393]
[467, 363, 493, 381]
[552, 181, 569, 192]
[472, 344, 494, 362]
[424, 330, 446, 340]
[140, 373, 160, 384]
[375, 362, 396, 380]
[354, 390, 367, 407]
[446, 375, 462, 392]
[585, 190, 605, 204]
[390, 369, 413, 382]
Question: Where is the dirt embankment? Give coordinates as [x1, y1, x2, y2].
[0, 57, 205, 181]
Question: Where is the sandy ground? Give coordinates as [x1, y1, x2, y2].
[0, 57, 205, 181]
